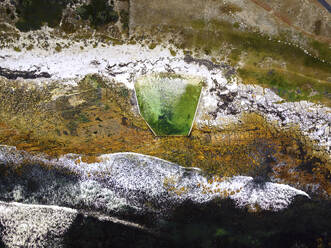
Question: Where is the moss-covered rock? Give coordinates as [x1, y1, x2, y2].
[0, 75, 329, 198]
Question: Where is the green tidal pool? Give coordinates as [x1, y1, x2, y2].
[134, 73, 203, 136]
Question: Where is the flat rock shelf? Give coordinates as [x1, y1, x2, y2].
[134, 73, 203, 136]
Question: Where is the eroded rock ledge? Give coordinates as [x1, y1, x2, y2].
[1, 148, 331, 248]
[0, 146, 309, 214]
[0, 44, 329, 153]
[0, 44, 330, 198]
[0, 201, 156, 248]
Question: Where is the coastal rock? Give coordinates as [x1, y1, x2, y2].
[0, 201, 157, 248]
[0, 201, 77, 247]
[0, 145, 309, 217]
[0, 1, 330, 246]
[0, 45, 329, 153]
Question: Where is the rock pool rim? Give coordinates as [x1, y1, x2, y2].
[134, 73, 204, 137]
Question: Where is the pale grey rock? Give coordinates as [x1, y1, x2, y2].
[0, 201, 77, 248]
[0, 200, 152, 248]
[0, 146, 309, 217]
[200, 76, 331, 153]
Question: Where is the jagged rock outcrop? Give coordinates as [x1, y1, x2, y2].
[0, 146, 309, 216]
[199, 74, 331, 152]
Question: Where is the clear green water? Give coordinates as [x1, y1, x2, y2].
[135, 73, 203, 136]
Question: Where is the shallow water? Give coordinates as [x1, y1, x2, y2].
[135, 74, 203, 136]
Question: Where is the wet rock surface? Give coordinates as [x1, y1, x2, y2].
[0, 66, 51, 79]
[0, 48, 328, 153]
[0, 52, 329, 198]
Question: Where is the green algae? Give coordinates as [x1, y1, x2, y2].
[310, 40, 331, 63]
[159, 19, 331, 105]
[238, 68, 331, 106]
[186, 19, 331, 66]
[135, 74, 203, 136]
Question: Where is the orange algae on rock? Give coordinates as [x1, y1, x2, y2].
[0, 75, 329, 197]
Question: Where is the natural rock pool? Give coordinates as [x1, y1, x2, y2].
[135, 73, 203, 136]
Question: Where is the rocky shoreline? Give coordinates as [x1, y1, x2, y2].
[3, 146, 330, 248]
[0, 146, 309, 214]
[0, 44, 329, 153]
[0, 1, 330, 247]
[0, 200, 158, 248]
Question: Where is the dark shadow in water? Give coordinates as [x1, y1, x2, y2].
[15, 0, 69, 31]
[62, 214, 167, 248]
[160, 197, 331, 248]
[62, 196, 331, 248]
